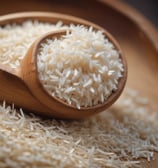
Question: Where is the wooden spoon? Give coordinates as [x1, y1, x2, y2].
[0, 12, 127, 119]
[19, 28, 127, 119]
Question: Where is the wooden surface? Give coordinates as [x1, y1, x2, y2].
[0, 0, 158, 167]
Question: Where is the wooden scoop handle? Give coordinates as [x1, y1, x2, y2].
[0, 65, 56, 117]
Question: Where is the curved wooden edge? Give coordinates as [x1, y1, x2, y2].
[98, 0, 158, 52]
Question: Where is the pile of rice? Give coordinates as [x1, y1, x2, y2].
[37, 26, 123, 108]
[0, 88, 158, 168]
[0, 21, 63, 68]
[0, 20, 158, 168]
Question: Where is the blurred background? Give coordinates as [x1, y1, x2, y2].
[0, 0, 157, 28]
[124, 0, 158, 28]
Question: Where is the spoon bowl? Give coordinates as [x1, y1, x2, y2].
[21, 28, 127, 119]
[0, 12, 127, 119]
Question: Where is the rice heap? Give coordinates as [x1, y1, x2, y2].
[37, 26, 123, 108]
[0, 88, 158, 168]
[0, 21, 63, 68]
[0, 20, 158, 168]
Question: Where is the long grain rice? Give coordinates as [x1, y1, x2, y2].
[0, 89, 158, 168]
[0, 20, 158, 168]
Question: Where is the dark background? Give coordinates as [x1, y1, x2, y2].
[0, 0, 157, 28]
[124, 0, 158, 28]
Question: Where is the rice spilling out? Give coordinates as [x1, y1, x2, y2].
[0, 88, 158, 168]
[37, 26, 123, 108]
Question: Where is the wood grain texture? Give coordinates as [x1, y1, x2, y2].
[0, 0, 157, 167]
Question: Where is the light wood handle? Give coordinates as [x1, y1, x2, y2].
[0, 65, 52, 116]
